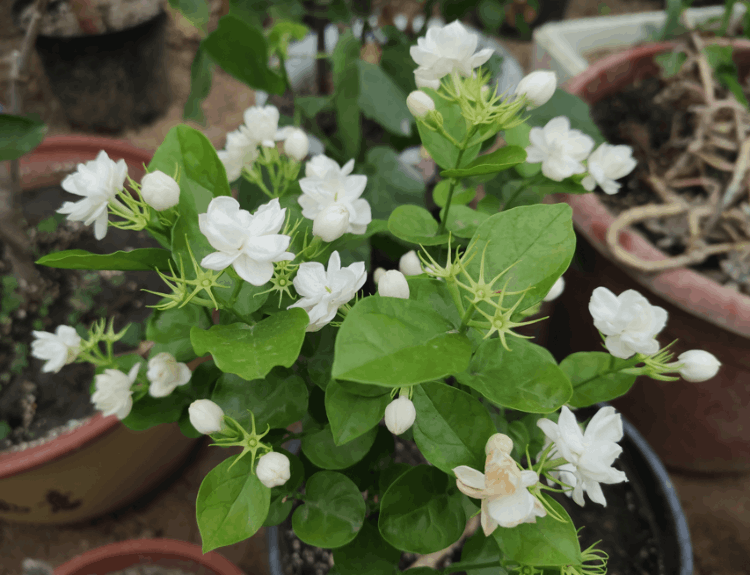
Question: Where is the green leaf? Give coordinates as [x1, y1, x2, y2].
[292, 471, 366, 548]
[379, 465, 464, 554]
[466, 204, 575, 311]
[363, 147, 426, 220]
[388, 205, 450, 246]
[190, 309, 309, 381]
[461, 529, 507, 575]
[333, 519, 400, 575]
[196, 454, 270, 552]
[264, 448, 305, 526]
[440, 146, 526, 178]
[561, 352, 637, 408]
[412, 382, 497, 474]
[325, 379, 391, 446]
[301, 425, 378, 470]
[296, 96, 332, 119]
[456, 338, 572, 413]
[202, 15, 286, 94]
[433, 180, 476, 208]
[332, 31, 361, 159]
[442, 205, 489, 239]
[168, 0, 209, 32]
[122, 392, 187, 431]
[146, 304, 212, 362]
[36, 248, 173, 271]
[332, 297, 473, 386]
[267, 20, 308, 59]
[654, 51, 687, 78]
[0, 113, 47, 160]
[492, 497, 581, 566]
[184, 46, 214, 123]
[357, 60, 412, 137]
[211, 367, 309, 431]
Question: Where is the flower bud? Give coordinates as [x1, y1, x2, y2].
[406, 91, 436, 119]
[188, 399, 225, 435]
[373, 267, 386, 285]
[384, 396, 416, 435]
[378, 270, 410, 299]
[140, 170, 180, 211]
[399, 250, 422, 276]
[543, 276, 565, 302]
[676, 350, 721, 382]
[515, 70, 557, 109]
[256, 452, 291, 488]
[313, 204, 350, 242]
[284, 129, 310, 162]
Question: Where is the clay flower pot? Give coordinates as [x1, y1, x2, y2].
[54, 539, 245, 575]
[554, 43, 750, 472]
[0, 136, 198, 524]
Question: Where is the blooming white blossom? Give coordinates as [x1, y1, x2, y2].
[674, 350, 722, 382]
[454, 434, 546, 535]
[243, 105, 284, 148]
[526, 117, 595, 182]
[582, 143, 637, 195]
[91, 364, 140, 420]
[515, 71, 557, 109]
[256, 452, 291, 488]
[140, 170, 180, 211]
[283, 128, 310, 162]
[313, 204, 350, 242]
[31, 325, 82, 374]
[384, 395, 416, 434]
[406, 91, 436, 118]
[57, 150, 128, 240]
[373, 267, 387, 285]
[378, 270, 410, 299]
[298, 155, 371, 235]
[537, 406, 628, 507]
[589, 287, 668, 359]
[147, 352, 192, 398]
[399, 250, 423, 276]
[288, 251, 366, 332]
[189, 399, 225, 434]
[543, 276, 565, 302]
[218, 129, 260, 182]
[199, 197, 294, 286]
[410, 20, 493, 89]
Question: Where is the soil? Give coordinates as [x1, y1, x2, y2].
[0, 184, 162, 450]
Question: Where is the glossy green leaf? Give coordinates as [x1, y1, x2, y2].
[332, 297, 473, 386]
[388, 205, 450, 246]
[363, 147, 426, 220]
[296, 96, 332, 119]
[379, 465, 464, 554]
[561, 352, 637, 408]
[457, 338, 572, 413]
[442, 205, 489, 239]
[406, 277, 462, 328]
[36, 248, 173, 271]
[357, 60, 412, 137]
[196, 454, 270, 552]
[417, 88, 480, 170]
[461, 528, 507, 575]
[432, 180, 476, 208]
[184, 46, 214, 123]
[332, 31, 361, 159]
[325, 379, 391, 445]
[412, 382, 497, 474]
[301, 424, 378, 470]
[440, 146, 526, 178]
[333, 519, 400, 575]
[146, 304, 211, 362]
[292, 471, 366, 548]
[190, 309, 309, 381]
[0, 113, 47, 160]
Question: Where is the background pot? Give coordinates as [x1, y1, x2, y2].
[551, 43, 750, 472]
[53, 538, 245, 575]
[0, 136, 198, 524]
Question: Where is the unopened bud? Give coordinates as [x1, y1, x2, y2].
[373, 267, 387, 285]
[378, 270, 410, 299]
[188, 399, 224, 435]
[399, 250, 422, 276]
[141, 170, 180, 211]
[256, 451, 291, 488]
[543, 276, 565, 302]
[407, 91, 436, 119]
[675, 350, 721, 382]
[515, 70, 557, 109]
[384, 395, 416, 435]
[284, 129, 310, 162]
[313, 204, 350, 242]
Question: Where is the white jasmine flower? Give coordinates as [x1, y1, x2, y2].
[412, 14, 425, 32]
[288, 251, 366, 332]
[31, 325, 81, 373]
[582, 143, 638, 195]
[91, 364, 140, 420]
[537, 406, 628, 507]
[140, 170, 180, 211]
[243, 105, 286, 148]
[378, 270, 410, 299]
[384, 395, 416, 434]
[199, 197, 294, 286]
[673, 350, 722, 382]
[283, 128, 310, 162]
[313, 204, 350, 242]
[406, 91, 436, 119]
[218, 129, 260, 182]
[399, 250, 423, 276]
[515, 70, 557, 109]
[147, 352, 192, 398]
[589, 287, 667, 359]
[373, 267, 387, 285]
[256, 452, 291, 488]
[526, 117, 595, 182]
[543, 276, 565, 302]
[57, 150, 128, 240]
[410, 20, 494, 89]
[298, 155, 371, 235]
[393, 13, 408, 31]
[189, 399, 225, 435]
[454, 434, 546, 535]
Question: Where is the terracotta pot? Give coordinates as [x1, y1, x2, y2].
[554, 43, 750, 472]
[53, 538, 245, 575]
[0, 136, 198, 524]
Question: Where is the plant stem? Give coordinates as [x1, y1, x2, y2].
[437, 125, 477, 235]
[459, 302, 475, 333]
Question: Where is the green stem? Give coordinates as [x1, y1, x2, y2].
[437, 125, 477, 235]
[459, 302, 475, 334]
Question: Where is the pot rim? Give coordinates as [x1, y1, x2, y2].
[0, 135, 152, 478]
[562, 42, 750, 338]
[53, 538, 245, 575]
